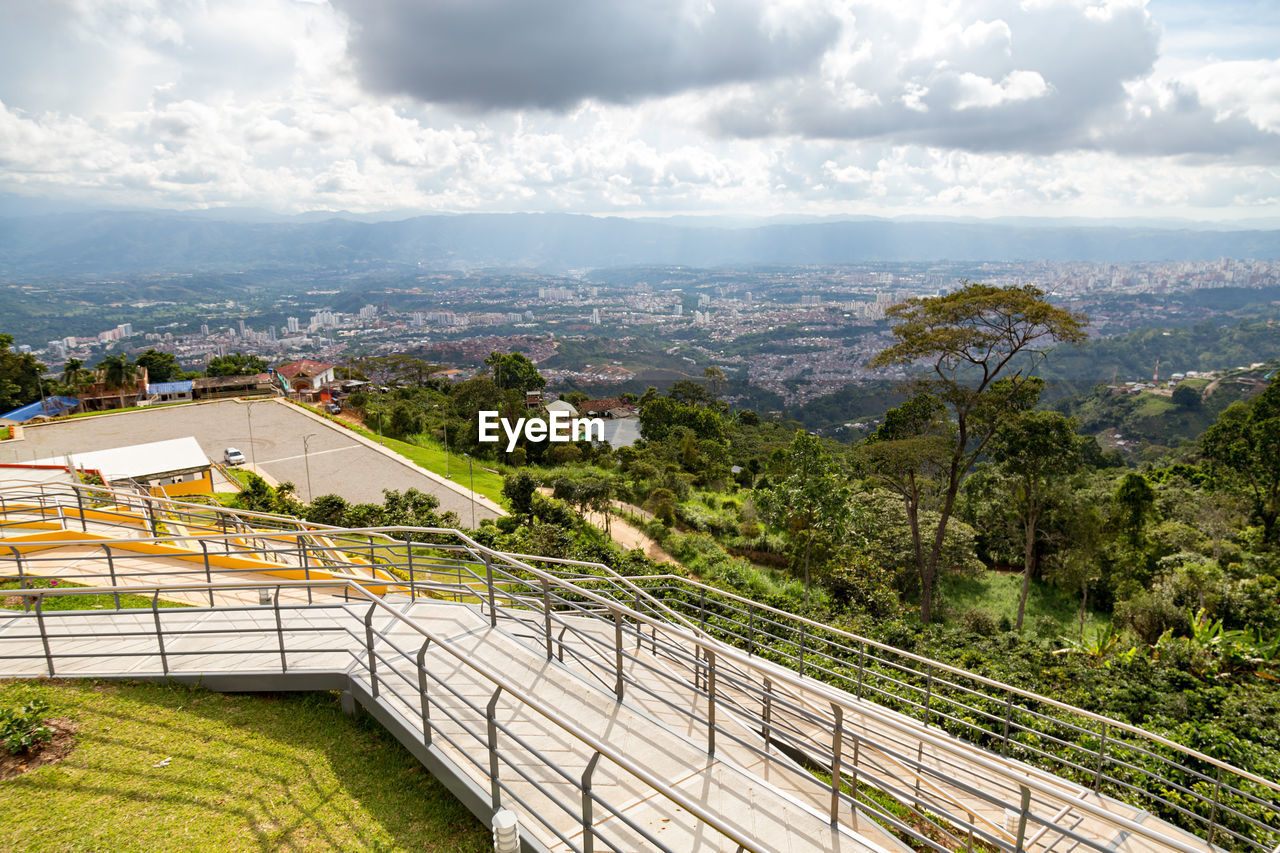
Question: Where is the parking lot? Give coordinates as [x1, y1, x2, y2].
[0, 399, 501, 524]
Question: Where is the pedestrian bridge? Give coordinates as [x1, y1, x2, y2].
[0, 482, 1275, 852]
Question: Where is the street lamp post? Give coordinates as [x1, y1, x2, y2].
[246, 402, 258, 469]
[431, 402, 451, 479]
[302, 432, 317, 502]
[466, 453, 475, 529]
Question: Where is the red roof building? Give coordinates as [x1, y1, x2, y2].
[276, 360, 335, 392]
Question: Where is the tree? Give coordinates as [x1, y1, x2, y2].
[502, 471, 538, 519]
[703, 366, 727, 398]
[639, 397, 726, 443]
[1113, 473, 1157, 543]
[207, 352, 267, 377]
[869, 282, 1087, 621]
[135, 349, 180, 384]
[1171, 383, 1202, 410]
[59, 358, 91, 394]
[852, 393, 952, 597]
[986, 410, 1083, 632]
[1202, 376, 1280, 543]
[756, 431, 854, 605]
[0, 334, 45, 413]
[99, 353, 138, 407]
[484, 351, 545, 392]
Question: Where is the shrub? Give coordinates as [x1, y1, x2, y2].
[960, 609, 999, 637]
[0, 698, 53, 755]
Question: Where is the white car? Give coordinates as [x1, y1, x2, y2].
[224, 447, 246, 465]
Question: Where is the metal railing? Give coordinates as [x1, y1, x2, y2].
[0, 578, 768, 853]
[3, 483, 1278, 850]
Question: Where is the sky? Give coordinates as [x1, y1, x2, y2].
[0, 0, 1278, 221]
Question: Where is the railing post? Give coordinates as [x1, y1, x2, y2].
[857, 641, 866, 700]
[199, 539, 214, 607]
[405, 537, 416, 601]
[75, 488, 87, 532]
[848, 732, 861, 828]
[35, 596, 54, 676]
[1013, 785, 1031, 853]
[542, 579, 553, 661]
[152, 591, 168, 676]
[485, 553, 497, 627]
[797, 621, 806, 678]
[746, 606, 755, 656]
[300, 537, 312, 605]
[417, 638, 432, 746]
[706, 647, 716, 757]
[101, 544, 121, 609]
[1206, 765, 1222, 845]
[829, 702, 844, 825]
[923, 665, 934, 728]
[1094, 723, 1108, 791]
[11, 547, 29, 613]
[486, 686, 503, 810]
[613, 607, 624, 701]
[581, 751, 602, 853]
[364, 601, 379, 698]
[1002, 696, 1014, 757]
[274, 586, 287, 672]
[761, 677, 773, 746]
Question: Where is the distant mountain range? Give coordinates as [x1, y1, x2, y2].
[1, 208, 1278, 275]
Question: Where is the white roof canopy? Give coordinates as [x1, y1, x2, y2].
[33, 436, 210, 482]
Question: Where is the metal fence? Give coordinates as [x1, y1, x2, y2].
[2, 481, 1277, 851]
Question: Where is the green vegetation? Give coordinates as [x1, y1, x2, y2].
[0, 333, 44, 413]
[0, 696, 52, 755]
[1, 578, 189, 611]
[0, 680, 488, 852]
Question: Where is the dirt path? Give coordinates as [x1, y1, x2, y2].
[538, 488, 677, 565]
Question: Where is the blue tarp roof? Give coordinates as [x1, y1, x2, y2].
[1, 396, 79, 423]
[147, 380, 194, 395]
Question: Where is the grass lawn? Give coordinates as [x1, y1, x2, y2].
[375, 435, 505, 504]
[939, 569, 1110, 639]
[1, 578, 189, 611]
[0, 680, 489, 852]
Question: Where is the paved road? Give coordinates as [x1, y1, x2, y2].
[0, 399, 500, 523]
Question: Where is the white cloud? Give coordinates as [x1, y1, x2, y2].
[0, 0, 1275, 220]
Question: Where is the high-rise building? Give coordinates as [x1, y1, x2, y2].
[286, 317, 300, 334]
[200, 324, 210, 337]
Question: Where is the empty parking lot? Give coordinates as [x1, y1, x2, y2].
[0, 398, 501, 523]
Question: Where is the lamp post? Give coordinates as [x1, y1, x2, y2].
[466, 453, 475, 529]
[302, 432, 317, 502]
[245, 398, 271, 471]
[432, 403, 451, 479]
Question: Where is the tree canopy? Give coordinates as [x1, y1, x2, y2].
[869, 282, 1087, 621]
[207, 352, 267, 377]
[0, 334, 45, 413]
[484, 351, 545, 392]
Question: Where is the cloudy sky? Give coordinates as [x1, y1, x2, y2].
[1, 0, 1278, 220]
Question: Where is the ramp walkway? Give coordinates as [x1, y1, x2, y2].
[0, 482, 1276, 852]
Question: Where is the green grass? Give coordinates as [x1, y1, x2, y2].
[0, 425, 10, 441]
[1, 578, 189, 611]
[939, 569, 1110, 638]
[375, 435, 505, 504]
[0, 680, 488, 852]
